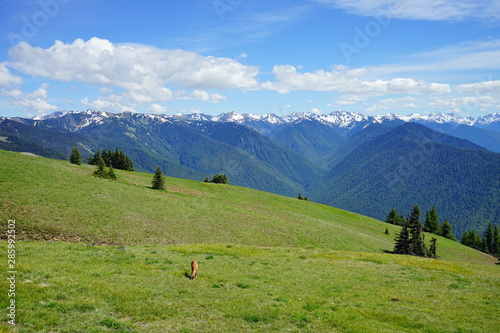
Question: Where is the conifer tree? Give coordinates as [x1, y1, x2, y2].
[428, 237, 437, 258]
[386, 209, 404, 225]
[70, 146, 82, 165]
[394, 221, 411, 255]
[88, 151, 101, 165]
[93, 156, 109, 178]
[151, 166, 166, 190]
[484, 223, 494, 254]
[212, 174, 228, 184]
[440, 220, 456, 241]
[108, 165, 117, 180]
[408, 205, 427, 257]
[493, 225, 500, 257]
[424, 206, 440, 234]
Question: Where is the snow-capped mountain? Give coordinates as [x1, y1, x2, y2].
[30, 109, 500, 130]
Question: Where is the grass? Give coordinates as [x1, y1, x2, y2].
[0, 242, 498, 332]
[0, 150, 495, 265]
[0, 149, 499, 331]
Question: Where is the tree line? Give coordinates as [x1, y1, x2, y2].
[88, 148, 134, 171]
[387, 205, 499, 259]
[461, 223, 500, 258]
[386, 205, 456, 240]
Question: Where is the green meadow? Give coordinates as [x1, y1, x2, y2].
[0, 150, 498, 332]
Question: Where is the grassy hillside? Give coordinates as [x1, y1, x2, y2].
[0, 242, 498, 332]
[0, 149, 495, 265]
[1, 149, 499, 332]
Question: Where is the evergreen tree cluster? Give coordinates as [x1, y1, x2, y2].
[93, 156, 117, 180]
[151, 166, 166, 190]
[392, 205, 441, 258]
[205, 174, 229, 184]
[297, 193, 309, 201]
[461, 223, 500, 257]
[386, 205, 456, 240]
[88, 148, 134, 171]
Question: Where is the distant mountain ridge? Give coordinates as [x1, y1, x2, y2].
[1, 109, 499, 237]
[30, 109, 500, 129]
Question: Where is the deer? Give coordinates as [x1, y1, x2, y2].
[190, 260, 198, 279]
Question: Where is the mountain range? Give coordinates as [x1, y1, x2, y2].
[1, 109, 499, 237]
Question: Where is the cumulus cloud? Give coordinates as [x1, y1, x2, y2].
[9, 38, 260, 91]
[9, 84, 58, 115]
[190, 90, 228, 103]
[457, 80, 500, 94]
[7, 38, 260, 111]
[262, 65, 450, 99]
[428, 96, 499, 112]
[312, 0, 500, 21]
[0, 62, 23, 87]
[148, 104, 167, 113]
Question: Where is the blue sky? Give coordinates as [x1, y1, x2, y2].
[1, 0, 499, 118]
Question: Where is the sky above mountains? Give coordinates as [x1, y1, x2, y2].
[1, 0, 499, 118]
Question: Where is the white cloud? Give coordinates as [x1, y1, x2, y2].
[8, 37, 260, 109]
[428, 96, 499, 111]
[457, 80, 500, 94]
[148, 104, 167, 113]
[312, 0, 500, 21]
[0, 62, 23, 87]
[8, 84, 58, 115]
[81, 96, 134, 113]
[367, 39, 500, 78]
[190, 90, 228, 103]
[262, 65, 450, 99]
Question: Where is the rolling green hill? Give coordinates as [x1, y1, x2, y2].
[1, 149, 499, 332]
[0, 149, 494, 264]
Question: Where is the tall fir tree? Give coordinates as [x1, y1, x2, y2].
[440, 220, 456, 241]
[151, 166, 166, 190]
[386, 209, 404, 225]
[484, 223, 494, 254]
[408, 205, 427, 257]
[428, 237, 437, 258]
[424, 206, 440, 234]
[70, 146, 82, 165]
[394, 221, 411, 255]
[493, 225, 500, 257]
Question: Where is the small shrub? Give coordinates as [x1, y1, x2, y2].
[303, 303, 321, 311]
[237, 283, 251, 289]
[145, 257, 159, 265]
[244, 314, 260, 323]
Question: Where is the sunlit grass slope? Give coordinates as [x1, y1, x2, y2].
[0, 149, 495, 265]
[0, 242, 498, 332]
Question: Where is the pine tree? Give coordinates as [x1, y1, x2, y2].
[151, 166, 166, 190]
[386, 209, 404, 225]
[70, 147, 82, 165]
[108, 165, 117, 180]
[93, 156, 109, 178]
[484, 223, 494, 254]
[440, 220, 456, 241]
[394, 221, 411, 255]
[408, 205, 427, 257]
[428, 237, 437, 258]
[212, 174, 228, 184]
[492, 225, 500, 257]
[88, 151, 101, 165]
[424, 206, 440, 234]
